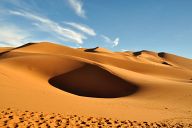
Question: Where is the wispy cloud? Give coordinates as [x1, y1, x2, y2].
[101, 35, 119, 47]
[0, 24, 30, 46]
[67, 0, 86, 18]
[65, 22, 96, 36]
[121, 49, 128, 52]
[9, 10, 86, 44]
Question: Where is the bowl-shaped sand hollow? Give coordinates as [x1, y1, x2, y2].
[48, 64, 139, 98]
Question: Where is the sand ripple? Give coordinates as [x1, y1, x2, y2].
[0, 108, 192, 128]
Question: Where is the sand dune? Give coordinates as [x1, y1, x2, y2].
[84, 46, 113, 53]
[49, 63, 138, 98]
[0, 42, 192, 127]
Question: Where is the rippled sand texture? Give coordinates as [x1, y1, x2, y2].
[0, 42, 192, 126]
[1, 108, 192, 128]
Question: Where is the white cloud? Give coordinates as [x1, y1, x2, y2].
[0, 24, 30, 46]
[101, 35, 111, 43]
[101, 35, 119, 47]
[65, 22, 96, 36]
[69, 45, 82, 49]
[113, 38, 119, 47]
[9, 10, 86, 44]
[67, 0, 85, 18]
[121, 49, 128, 52]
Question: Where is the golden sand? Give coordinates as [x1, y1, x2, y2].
[1, 108, 192, 128]
[0, 42, 192, 127]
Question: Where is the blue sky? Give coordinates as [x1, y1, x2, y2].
[0, 0, 192, 58]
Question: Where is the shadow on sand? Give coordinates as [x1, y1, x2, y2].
[49, 64, 139, 98]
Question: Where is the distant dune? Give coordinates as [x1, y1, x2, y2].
[0, 42, 192, 127]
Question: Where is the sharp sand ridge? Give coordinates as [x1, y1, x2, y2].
[0, 42, 192, 127]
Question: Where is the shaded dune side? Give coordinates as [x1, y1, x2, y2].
[132, 50, 146, 56]
[84, 47, 99, 52]
[49, 64, 139, 98]
[158, 52, 192, 70]
[158, 52, 166, 58]
[1, 42, 191, 80]
[0, 43, 36, 57]
[132, 50, 156, 56]
[13, 43, 36, 49]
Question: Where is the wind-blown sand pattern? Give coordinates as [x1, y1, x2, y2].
[0, 42, 192, 127]
[1, 108, 192, 128]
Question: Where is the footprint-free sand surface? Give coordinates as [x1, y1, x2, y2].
[0, 42, 192, 127]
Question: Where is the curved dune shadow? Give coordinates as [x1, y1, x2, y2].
[84, 47, 99, 52]
[48, 64, 139, 98]
[0, 43, 36, 57]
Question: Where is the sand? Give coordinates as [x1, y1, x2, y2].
[1, 108, 192, 128]
[0, 42, 192, 127]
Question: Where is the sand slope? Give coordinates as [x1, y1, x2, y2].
[0, 42, 192, 125]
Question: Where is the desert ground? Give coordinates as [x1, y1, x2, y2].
[0, 42, 192, 127]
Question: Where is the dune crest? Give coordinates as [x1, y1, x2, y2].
[84, 46, 113, 53]
[0, 42, 192, 124]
